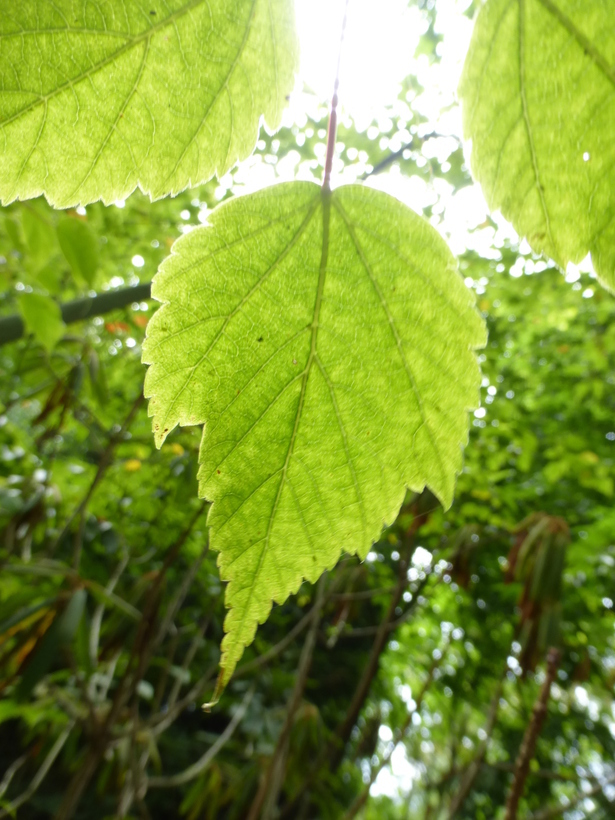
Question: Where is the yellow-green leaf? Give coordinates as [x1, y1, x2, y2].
[459, 0, 615, 289]
[57, 218, 99, 286]
[17, 292, 65, 351]
[0, 0, 297, 208]
[143, 182, 486, 690]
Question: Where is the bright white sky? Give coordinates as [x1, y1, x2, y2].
[226, 0, 520, 267]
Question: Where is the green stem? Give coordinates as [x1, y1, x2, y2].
[0, 283, 152, 347]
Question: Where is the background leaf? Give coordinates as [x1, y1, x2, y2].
[15, 589, 87, 700]
[17, 292, 65, 352]
[143, 181, 485, 687]
[57, 218, 99, 286]
[0, 0, 298, 208]
[21, 206, 57, 272]
[459, 0, 615, 289]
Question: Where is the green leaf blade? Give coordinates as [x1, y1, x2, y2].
[17, 292, 65, 351]
[143, 181, 485, 688]
[57, 218, 99, 286]
[0, 0, 297, 208]
[459, 0, 615, 289]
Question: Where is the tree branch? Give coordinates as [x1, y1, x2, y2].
[279, 497, 432, 819]
[247, 577, 327, 820]
[525, 769, 615, 820]
[0, 722, 75, 818]
[446, 672, 506, 818]
[0, 283, 152, 347]
[505, 648, 561, 820]
[360, 132, 460, 180]
[342, 644, 447, 820]
[148, 686, 255, 789]
[53, 505, 207, 820]
[154, 533, 210, 648]
[50, 392, 145, 556]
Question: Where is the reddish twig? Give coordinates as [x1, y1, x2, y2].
[322, 0, 351, 191]
[504, 648, 561, 820]
[246, 577, 327, 820]
[342, 643, 448, 820]
[447, 672, 506, 818]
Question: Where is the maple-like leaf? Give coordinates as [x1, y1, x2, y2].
[0, 0, 297, 207]
[143, 181, 485, 691]
[459, 0, 615, 289]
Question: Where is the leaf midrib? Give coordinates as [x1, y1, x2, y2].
[0, 0, 252, 129]
[518, 0, 557, 257]
[225, 189, 328, 650]
[536, 0, 615, 88]
[255, 192, 330, 588]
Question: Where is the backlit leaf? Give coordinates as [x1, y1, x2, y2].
[143, 181, 486, 689]
[57, 218, 99, 286]
[21, 205, 57, 271]
[17, 292, 65, 351]
[0, 0, 297, 208]
[459, 0, 615, 289]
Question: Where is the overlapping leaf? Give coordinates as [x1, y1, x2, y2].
[0, 0, 297, 208]
[143, 181, 485, 689]
[459, 0, 615, 289]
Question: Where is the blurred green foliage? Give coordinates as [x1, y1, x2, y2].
[0, 1, 614, 819]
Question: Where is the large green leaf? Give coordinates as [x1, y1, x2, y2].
[459, 0, 615, 289]
[0, 0, 297, 208]
[143, 182, 486, 688]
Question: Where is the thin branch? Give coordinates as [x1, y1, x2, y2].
[154, 531, 210, 648]
[525, 770, 615, 820]
[361, 139, 415, 179]
[89, 552, 129, 669]
[146, 666, 218, 739]
[342, 644, 447, 820]
[279, 498, 432, 820]
[0, 283, 152, 347]
[322, 0, 351, 191]
[152, 629, 180, 714]
[0, 754, 28, 800]
[148, 686, 255, 789]
[233, 568, 347, 679]
[338, 573, 431, 638]
[360, 131, 460, 180]
[145, 578, 336, 740]
[505, 648, 561, 820]
[328, 541, 416, 771]
[446, 671, 506, 818]
[248, 577, 327, 820]
[50, 393, 145, 555]
[54, 505, 206, 820]
[330, 586, 396, 602]
[0, 722, 75, 818]
[485, 761, 578, 783]
[166, 619, 211, 711]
